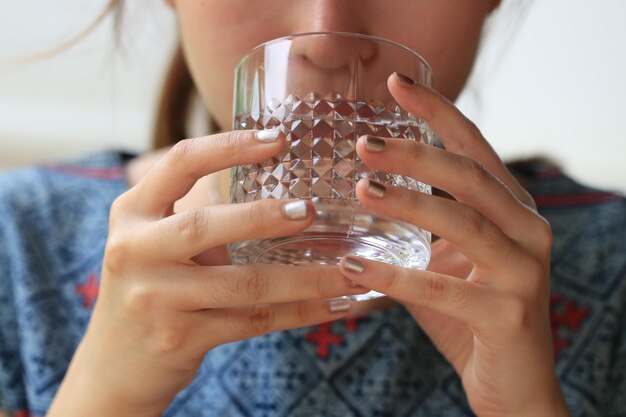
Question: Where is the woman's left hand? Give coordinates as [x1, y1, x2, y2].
[339, 73, 569, 417]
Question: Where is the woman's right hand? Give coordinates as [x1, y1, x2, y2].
[46, 130, 368, 417]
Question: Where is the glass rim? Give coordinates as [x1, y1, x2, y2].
[235, 31, 433, 75]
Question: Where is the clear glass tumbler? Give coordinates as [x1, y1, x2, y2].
[229, 32, 434, 300]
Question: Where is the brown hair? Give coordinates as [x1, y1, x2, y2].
[152, 45, 199, 149]
[108, 0, 209, 149]
[33, 0, 198, 149]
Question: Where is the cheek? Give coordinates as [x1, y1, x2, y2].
[415, 29, 483, 102]
[176, 2, 284, 127]
[368, 0, 489, 101]
[384, 16, 485, 101]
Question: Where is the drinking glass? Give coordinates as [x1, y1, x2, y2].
[228, 32, 434, 300]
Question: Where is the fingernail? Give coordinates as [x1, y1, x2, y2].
[344, 256, 366, 274]
[365, 180, 386, 198]
[394, 72, 415, 87]
[282, 200, 308, 220]
[364, 136, 386, 152]
[329, 297, 352, 313]
[256, 129, 281, 143]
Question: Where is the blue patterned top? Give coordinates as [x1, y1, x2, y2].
[0, 151, 625, 417]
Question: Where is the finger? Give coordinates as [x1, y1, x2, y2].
[354, 178, 518, 270]
[149, 199, 315, 261]
[136, 129, 285, 218]
[355, 135, 542, 239]
[168, 264, 369, 310]
[191, 245, 230, 266]
[388, 73, 533, 206]
[339, 255, 507, 333]
[427, 239, 472, 279]
[403, 303, 473, 374]
[196, 297, 354, 350]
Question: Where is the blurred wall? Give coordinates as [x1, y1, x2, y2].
[1, 0, 625, 193]
[0, 1, 178, 165]
[457, 0, 626, 193]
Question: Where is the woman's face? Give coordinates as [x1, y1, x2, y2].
[169, 0, 498, 129]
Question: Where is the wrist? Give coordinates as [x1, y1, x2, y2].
[48, 374, 167, 417]
[509, 382, 570, 417]
[48, 377, 165, 417]
[47, 341, 167, 417]
[537, 382, 570, 417]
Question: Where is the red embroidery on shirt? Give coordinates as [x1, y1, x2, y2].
[345, 315, 365, 332]
[75, 272, 99, 308]
[304, 316, 366, 359]
[550, 294, 589, 357]
[305, 322, 344, 359]
[534, 192, 620, 208]
[14, 410, 40, 417]
[42, 165, 125, 180]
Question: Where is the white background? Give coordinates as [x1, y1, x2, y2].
[1, 0, 625, 193]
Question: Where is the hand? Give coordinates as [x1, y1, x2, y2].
[47, 130, 368, 417]
[338, 73, 570, 417]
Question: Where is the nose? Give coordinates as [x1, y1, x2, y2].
[293, 0, 366, 35]
[289, 0, 375, 70]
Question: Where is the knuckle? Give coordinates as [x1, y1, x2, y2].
[160, 139, 201, 182]
[149, 325, 185, 355]
[248, 303, 275, 334]
[103, 235, 134, 276]
[408, 141, 426, 162]
[110, 193, 131, 220]
[449, 282, 472, 309]
[460, 206, 487, 237]
[422, 271, 446, 301]
[464, 158, 491, 188]
[123, 282, 158, 316]
[453, 119, 482, 153]
[460, 206, 503, 252]
[464, 119, 483, 143]
[380, 266, 400, 292]
[296, 301, 314, 323]
[168, 138, 197, 164]
[177, 208, 209, 243]
[238, 268, 270, 303]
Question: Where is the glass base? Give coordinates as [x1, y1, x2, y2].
[228, 201, 431, 301]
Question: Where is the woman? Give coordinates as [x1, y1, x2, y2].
[1, 1, 624, 416]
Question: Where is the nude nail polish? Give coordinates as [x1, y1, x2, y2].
[256, 129, 281, 143]
[395, 72, 415, 87]
[365, 136, 386, 152]
[344, 256, 366, 273]
[365, 180, 386, 198]
[282, 200, 308, 220]
[329, 297, 352, 313]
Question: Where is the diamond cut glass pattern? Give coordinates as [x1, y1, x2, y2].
[232, 94, 432, 204]
[229, 33, 434, 300]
